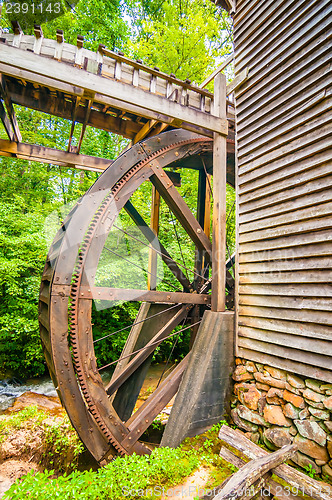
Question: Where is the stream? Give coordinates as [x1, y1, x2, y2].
[0, 362, 175, 413]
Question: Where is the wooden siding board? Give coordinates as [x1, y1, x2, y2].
[235, 0, 332, 379]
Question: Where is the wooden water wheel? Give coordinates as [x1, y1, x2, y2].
[39, 129, 235, 465]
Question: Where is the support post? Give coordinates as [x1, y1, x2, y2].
[211, 73, 227, 312]
[147, 185, 160, 290]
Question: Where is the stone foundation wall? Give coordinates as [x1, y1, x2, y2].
[231, 358, 332, 479]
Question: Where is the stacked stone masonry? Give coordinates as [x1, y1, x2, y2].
[231, 359, 332, 479]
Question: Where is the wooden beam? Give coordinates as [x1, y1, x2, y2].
[0, 139, 112, 171]
[218, 426, 332, 500]
[226, 67, 249, 96]
[6, 84, 142, 139]
[0, 44, 227, 136]
[0, 74, 21, 142]
[212, 73, 227, 311]
[147, 185, 160, 291]
[214, 445, 297, 500]
[77, 99, 92, 153]
[0, 100, 15, 141]
[199, 54, 234, 89]
[67, 96, 81, 152]
[133, 119, 157, 145]
[51, 285, 211, 305]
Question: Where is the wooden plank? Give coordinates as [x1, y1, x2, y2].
[226, 67, 249, 96]
[238, 304, 332, 326]
[239, 256, 332, 273]
[51, 285, 211, 305]
[0, 100, 15, 141]
[237, 348, 332, 384]
[239, 164, 332, 215]
[218, 426, 332, 500]
[239, 214, 332, 244]
[239, 228, 332, 254]
[239, 201, 332, 234]
[0, 74, 21, 142]
[0, 139, 112, 171]
[105, 305, 189, 396]
[239, 283, 332, 298]
[0, 44, 227, 136]
[238, 101, 332, 164]
[214, 444, 297, 500]
[239, 269, 332, 285]
[238, 337, 332, 371]
[238, 326, 332, 356]
[239, 293, 332, 312]
[239, 188, 332, 225]
[199, 54, 234, 89]
[238, 315, 332, 342]
[77, 99, 92, 153]
[237, 67, 330, 139]
[122, 355, 189, 449]
[218, 446, 304, 500]
[147, 185, 160, 291]
[212, 73, 227, 311]
[149, 167, 213, 261]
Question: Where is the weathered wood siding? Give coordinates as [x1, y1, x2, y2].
[234, 0, 332, 381]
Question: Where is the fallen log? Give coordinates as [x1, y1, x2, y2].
[212, 443, 297, 500]
[218, 426, 332, 500]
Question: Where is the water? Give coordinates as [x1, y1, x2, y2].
[0, 376, 57, 412]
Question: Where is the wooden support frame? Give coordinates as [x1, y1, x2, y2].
[147, 185, 160, 291]
[212, 73, 228, 311]
[0, 44, 228, 137]
[0, 74, 21, 142]
[0, 139, 112, 171]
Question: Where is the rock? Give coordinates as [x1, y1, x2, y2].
[328, 439, 332, 458]
[283, 390, 305, 409]
[264, 366, 287, 380]
[256, 382, 270, 391]
[287, 373, 305, 389]
[308, 406, 330, 420]
[289, 425, 298, 436]
[245, 361, 257, 373]
[231, 408, 259, 432]
[299, 408, 310, 420]
[264, 426, 293, 448]
[302, 388, 324, 403]
[254, 372, 286, 389]
[233, 365, 254, 382]
[291, 451, 321, 474]
[243, 386, 262, 411]
[304, 399, 325, 409]
[234, 382, 253, 396]
[318, 422, 329, 433]
[321, 384, 332, 391]
[262, 432, 278, 451]
[237, 405, 269, 427]
[284, 382, 302, 395]
[6, 391, 62, 414]
[235, 358, 243, 365]
[245, 431, 260, 444]
[323, 396, 332, 410]
[283, 403, 300, 420]
[257, 396, 267, 416]
[316, 459, 328, 466]
[324, 421, 332, 432]
[263, 405, 292, 427]
[322, 464, 332, 479]
[256, 363, 264, 373]
[305, 379, 325, 394]
[294, 420, 327, 447]
[266, 387, 284, 405]
[293, 434, 329, 462]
